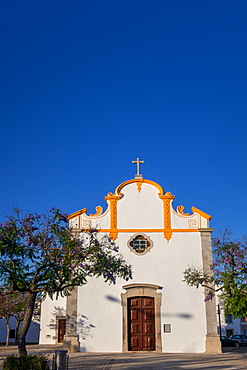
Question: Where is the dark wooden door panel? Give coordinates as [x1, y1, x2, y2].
[58, 319, 66, 343]
[131, 336, 141, 351]
[143, 335, 155, 350]
[131, 322, 140, 334]
[131, 309, 140, 320]
[143, 322, 154, 334]
[143, 309, 153, 320]
[142, 298, 153, 307]
[128, 297, 155, 351]
[131, 298, 141, 307]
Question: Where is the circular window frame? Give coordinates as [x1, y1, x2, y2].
[127, 233, 153, 256]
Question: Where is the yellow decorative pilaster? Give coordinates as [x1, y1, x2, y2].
[104, 192, 122, 240]
[159, 192, 175, 241]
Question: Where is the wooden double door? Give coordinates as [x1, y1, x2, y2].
[128, 296, 155, 351]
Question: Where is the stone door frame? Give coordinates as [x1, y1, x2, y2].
[121, 283, 162, 352]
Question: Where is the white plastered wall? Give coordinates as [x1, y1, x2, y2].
[77, 230, 206, 353]
[39, 295, 66, 344]
[117, 183, 164, 229]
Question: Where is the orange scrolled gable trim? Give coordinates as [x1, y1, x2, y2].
[67, 178, 211, 242]
[115, 178, 165, 195]
[191, 206, 212, 220]
[89, 206, 103, 217]
[67, 208, 87, 220]
[177, 205, 191, 216]
[112, 178, 170, 240]
[68, 179, 175, 241]
[67, 208, 87, 229]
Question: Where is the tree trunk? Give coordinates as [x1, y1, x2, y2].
[6, 318, 10, 348]
[15, 320, 21, 344]
[17, 292, 37, 355]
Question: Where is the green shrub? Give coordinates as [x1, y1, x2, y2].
[3, 354, 50, 370]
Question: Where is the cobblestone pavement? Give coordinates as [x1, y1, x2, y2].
[68, 350, 247, 369]
[1, 344, 247, 369]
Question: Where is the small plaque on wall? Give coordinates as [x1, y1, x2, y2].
[164, 324, 171, 333]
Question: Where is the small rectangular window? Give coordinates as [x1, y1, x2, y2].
[225, 315, 233, 323]
[164, 324, 171, 333]
[9, 329, 16, 339]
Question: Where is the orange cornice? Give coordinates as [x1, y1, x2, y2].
[99, 229, 199, 233]
[115, 178, 165, 195]
[191, 206, 212, 220]
[68, 208, 87, 220]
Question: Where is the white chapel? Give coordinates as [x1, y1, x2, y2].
[40, 159, 221, 353]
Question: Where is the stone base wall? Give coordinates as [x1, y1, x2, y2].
[205, 335, 222, 353]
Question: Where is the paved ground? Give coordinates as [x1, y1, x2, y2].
[0, 344, 247, 369]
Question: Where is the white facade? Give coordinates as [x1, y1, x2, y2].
[40, 177, 221, 353]
[39, 295, 66, 344]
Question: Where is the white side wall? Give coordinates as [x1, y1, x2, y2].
[39, 295, 66, 344]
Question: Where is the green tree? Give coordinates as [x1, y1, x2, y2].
[0, 208, 132, 355]
[183, 230, 247, 317]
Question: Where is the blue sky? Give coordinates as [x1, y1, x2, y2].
[1, 1, 247, 238]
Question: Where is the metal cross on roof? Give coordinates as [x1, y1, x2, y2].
[132, 158, 144, 179]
